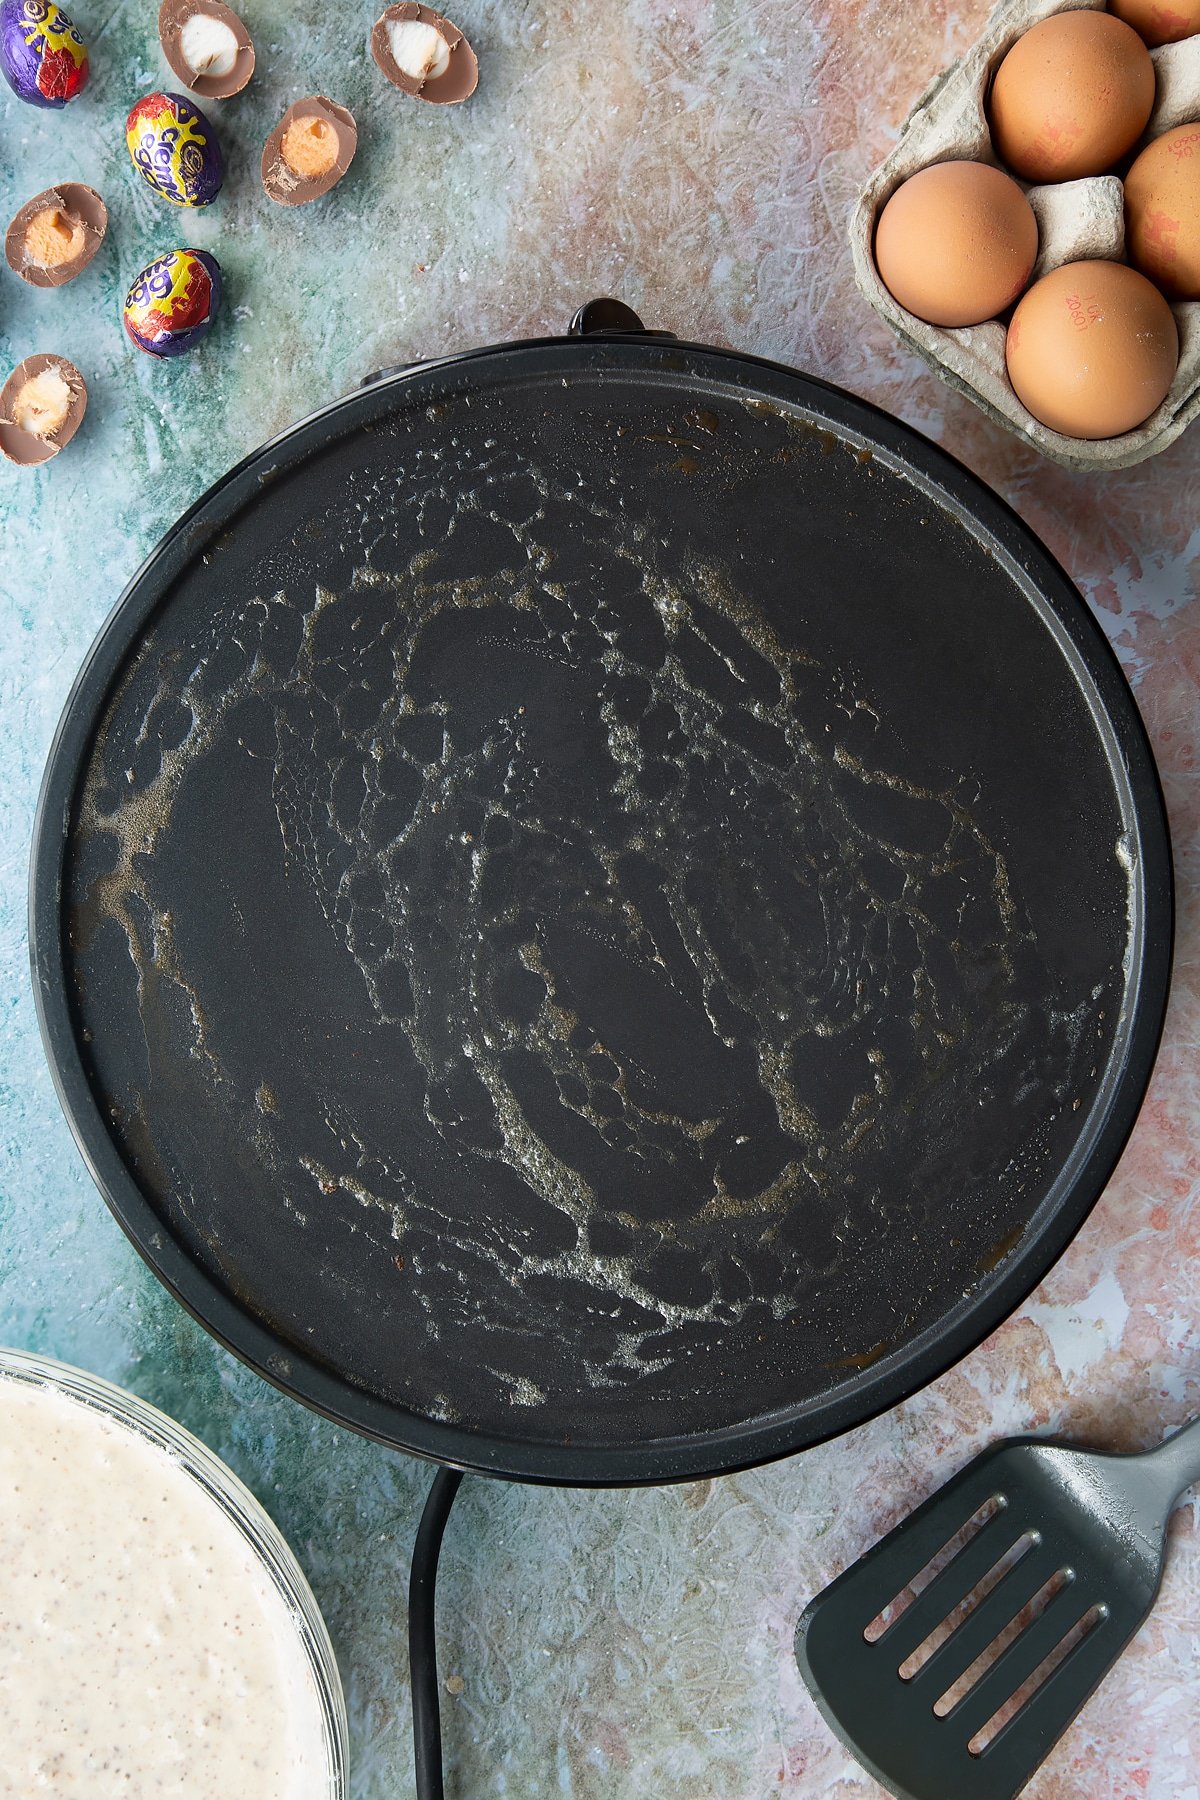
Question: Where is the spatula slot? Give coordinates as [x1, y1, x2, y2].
[898, 1529, 1039, 1680]
[967, 1601, 1109, 1755]
[863, 1493, 1005, 1644]
[932, 1565, 1071, 1715]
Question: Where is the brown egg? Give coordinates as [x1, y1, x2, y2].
[1109, 0, 1200, 48]
[873, 160, 1038, 328]
[988, 12, 1155, 182]
[1125, 124, 1200, 300]
[1006, 260, 1178, 438]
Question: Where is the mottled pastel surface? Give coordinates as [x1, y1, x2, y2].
[1, 2, 1197, 1796]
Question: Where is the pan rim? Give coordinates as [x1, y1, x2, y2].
[28, 331, 1174, 1486]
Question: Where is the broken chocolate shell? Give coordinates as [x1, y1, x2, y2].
[370, 4, 478, 105]
[158, 0, 254, 100]
[261, 96, 358, 206]
[0, 353, 87, 465]
[5, 182, 107, 288]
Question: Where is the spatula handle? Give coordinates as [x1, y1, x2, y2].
[1146, 1414, 1200, 1499]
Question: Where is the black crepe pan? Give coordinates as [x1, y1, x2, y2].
[30, 301, 1172, 1492]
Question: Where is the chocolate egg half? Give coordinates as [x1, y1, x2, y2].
[0, 354, 87, 465]
[158, 0, 254, 100]
[123, 249, 222, 357]
[6, 183, 107, 287]
[0, 0, 89, 107]
[371, 3, 477, 104]
[262, 97, 358, 205]
[126, 92, 224, 208]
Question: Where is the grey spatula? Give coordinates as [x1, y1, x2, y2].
[795, 1418, 1200, 1799]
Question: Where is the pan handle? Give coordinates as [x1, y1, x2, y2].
[359, 298, 675, 390]
[568, 297, 676, 340]
[359, 357, 428, 388]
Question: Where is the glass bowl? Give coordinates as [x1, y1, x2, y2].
[0, 1345, 348, 1799]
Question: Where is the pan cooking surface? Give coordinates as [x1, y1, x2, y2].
[43, 342, 1166, 1478]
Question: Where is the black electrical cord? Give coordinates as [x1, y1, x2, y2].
[410, 1466, 465, 1800]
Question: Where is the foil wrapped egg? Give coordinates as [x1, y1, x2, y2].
[123, 249, 222, 358]
[0, 0, 89, 107]
[126, 91, 224, 208]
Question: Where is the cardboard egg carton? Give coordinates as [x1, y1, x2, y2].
[850, 0, 1200, 468]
